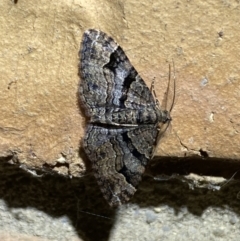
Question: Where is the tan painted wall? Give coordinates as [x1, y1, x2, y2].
[1, 0, 240, 176]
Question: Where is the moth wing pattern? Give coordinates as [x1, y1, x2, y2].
[79, 29, 157, 124]
[83, 124, 158, 207]
[79, 29, 171, 207]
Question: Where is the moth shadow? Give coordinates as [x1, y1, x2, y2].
[0, 157, 117, 241]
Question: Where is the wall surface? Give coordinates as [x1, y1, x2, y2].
[1, 0, 240, 240]
[1, 0, 240, 174]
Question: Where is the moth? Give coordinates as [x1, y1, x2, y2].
[79, 29, 173, 207]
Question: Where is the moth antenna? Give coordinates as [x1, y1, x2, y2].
[165, 63, 171, 110]
[164, 60, 176, 113]
[169, 59, 176, 113]
[152, 61, 176, 157]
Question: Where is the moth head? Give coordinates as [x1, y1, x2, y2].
[161, 110, 171, 124]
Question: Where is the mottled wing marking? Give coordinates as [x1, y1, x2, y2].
[83, 124, 158, 207]
[79, 29, 160, 125]
[79, 29, 170, 207]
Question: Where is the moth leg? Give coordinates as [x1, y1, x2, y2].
[150, 77, 160, 108]
[151, 126, 161, 158]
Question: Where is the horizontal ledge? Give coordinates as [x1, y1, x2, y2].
[149, 156, 240, 180]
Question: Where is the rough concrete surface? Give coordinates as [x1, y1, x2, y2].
[0, 162, 240, 241]
[1, 0, 240, 240]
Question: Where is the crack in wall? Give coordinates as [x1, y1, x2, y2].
[176, 133, 209, 158]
